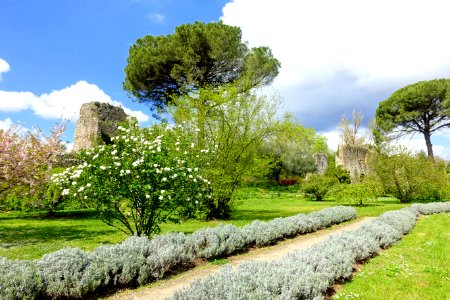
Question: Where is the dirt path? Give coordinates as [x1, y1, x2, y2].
[110, 217, 375, 300]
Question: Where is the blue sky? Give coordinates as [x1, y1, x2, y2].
[1, 0, 450, 158]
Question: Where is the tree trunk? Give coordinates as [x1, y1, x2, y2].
[423, 130, 433, 158]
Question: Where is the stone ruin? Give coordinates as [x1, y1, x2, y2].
[314, 153, 328, 174]
[73, 102, 130, 152]
[335, 144, 370, 182]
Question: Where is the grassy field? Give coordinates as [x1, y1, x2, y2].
[334, 213, 450, 300]
[0, 186, 409, 260]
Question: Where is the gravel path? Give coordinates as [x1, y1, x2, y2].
[110, 217, 375, 300]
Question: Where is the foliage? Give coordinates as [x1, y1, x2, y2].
[170, 204, 450, 300]
[124, 21, 280, 115]
[324, 153, 351, 184]
[370, 150, 449, 203]
[330, 176, 383, 205]
[0, 123, 66, 211]
[172, 85, 280, 219]
[375, 78, 450, 157]
[52, 123, 210, 236]
[301, 174, 337, 200]
[262, 113, 328, 181]
[0, 206, 357, 299]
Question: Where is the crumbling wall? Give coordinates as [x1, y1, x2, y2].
[73, 102, 129, 152]
[314, 153, 328, 174]
[335, 144, 370, 182]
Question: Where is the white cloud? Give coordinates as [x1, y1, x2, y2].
[222, 0, 450, 90]
[222, 0, 450, 158]
[0, 81, 150, 123]
[149, 13, 165, 23]
[0, 118, 13, 130]
[0, 58, 10, 81]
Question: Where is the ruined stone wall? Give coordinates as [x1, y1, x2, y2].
[335, 144, 370, 182]
[314, 153, 328, 174]
[73, 102, 129, 152]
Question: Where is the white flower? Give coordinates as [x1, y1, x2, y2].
[72, 182, 77, 185]
[153, 164, 158, 168]
[162, 177, 167, 181]
[92, 154, 99, 160]
[125, 170, 131, 174]
[187, 168, 192, 172]
[191, 143, 194, 148]
[111, 150, 117, 155]
[161, 190, 165, 194]
[78, 187, 84, 192]
[159, 195, 163, 200]
[194, 167, 198, 172]
[100, 166, 106, 170]
[62, 189, 70, 196]
[114, 162, 121, 166]
[193, 178, 197, 182]
[189, 175, 193, 179]
[86, 183, 92, 187]
[157, 147, 161, 152]
[145, 194, 150, 199]
[173, 174, 178, 178]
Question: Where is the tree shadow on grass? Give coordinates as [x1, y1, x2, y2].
[0, 224, 119, 249]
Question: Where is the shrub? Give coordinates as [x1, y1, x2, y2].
[52, 122, 210, 236]
[301, 174, 337, 200]
[0, 258, 43, 300]
[330, 176, 383, 205]
[279, 178, 297, 186]
[370, 151, 449, 202]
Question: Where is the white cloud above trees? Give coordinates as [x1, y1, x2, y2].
[0, 80, 149, 123]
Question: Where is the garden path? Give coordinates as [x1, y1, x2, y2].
[110, 217, 375, 300]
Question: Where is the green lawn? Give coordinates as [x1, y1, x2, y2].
[0, 186, 409, 260]
[334, 213, 450, 300]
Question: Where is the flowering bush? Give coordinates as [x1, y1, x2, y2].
[52, 122, 210, 236]
[0, 123, 65, 211]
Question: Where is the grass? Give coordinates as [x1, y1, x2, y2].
[334, 213, 450, 300]
[0, 186, 409, 260]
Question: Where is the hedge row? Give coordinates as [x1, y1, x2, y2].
[0, 206, 356, 299]
[170, 202, 450, 300]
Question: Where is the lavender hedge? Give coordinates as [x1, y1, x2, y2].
[0, 206, 356, 299]
[170, 202, 450, 300]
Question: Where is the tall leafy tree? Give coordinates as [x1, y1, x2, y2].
[375, 79, 450, 157]
[123, 21, 280, 114]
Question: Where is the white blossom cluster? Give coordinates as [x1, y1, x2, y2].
[50, 123, 211, 217]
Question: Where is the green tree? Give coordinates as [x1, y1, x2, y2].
[124, 21, 280, 114]
[370, 149, 449, 203]
[172, 85, 279, 219]
[375, 79, 450, 157]
[262, 113, 328, 181]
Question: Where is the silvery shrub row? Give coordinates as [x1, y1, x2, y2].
[0, 206, 356, 299]
[169, 202, 450, 300]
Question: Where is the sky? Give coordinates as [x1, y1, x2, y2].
[1, 0, 450, 158]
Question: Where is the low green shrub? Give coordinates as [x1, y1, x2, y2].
[301, 174, 337, 200]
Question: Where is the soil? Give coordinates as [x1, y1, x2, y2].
[109, 217, 376, 300]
